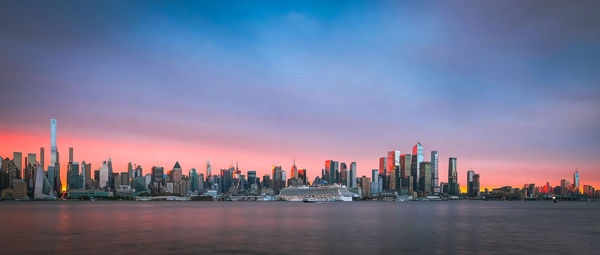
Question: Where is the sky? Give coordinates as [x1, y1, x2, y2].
[1, 0, 599, 190]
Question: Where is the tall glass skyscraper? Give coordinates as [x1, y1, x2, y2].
[50, 119, 57, 166]
[573, 169, 579, 190]
[412, 142, 423, 190]
[448, 157, 458, 195]
[431, 151, 439, 194]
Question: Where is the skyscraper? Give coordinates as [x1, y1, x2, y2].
[378, 157, 387, 176]
[340, 162, 347, 185]
[350, 162, 357, 188]
[419, 162, 432, 197]
[400, 154, 412, 190]
[13, 152, 22, 179]
[291, 158, 298, 179]
[68, 147, 73, 163]
[412, 142, 423, 181]
[50, 119, 57, 166]
[189, 168, 199, 192]
[448, 157, 458, 195]
[325, 160, 339, 184]
[99, 161, 109, 189]
[467, 170, 474, 196]
[387, 151, 400, 174]
[206, 160, 212, 177]
[81, 161, 87, 190]
[573, 169, 579, 190]
[431, 151, 439, 194]
[272, 165, 283, 194]
[27, 153, 36, 167]
[39, 147, 44, 171]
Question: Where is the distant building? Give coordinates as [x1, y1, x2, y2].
[13, 180, 27, 199]
[448, 157, 458, 195]
[13, 152, 22, 179]
[99, 161, 109, 189]
[325, 160, 339, 185]
[378, 157, 387, 176]
[431, 151, 439, 194]
[349, 162, 357, 188]
[573, 169, 579, 190]
[360, 176, 371, 197]
[467, 169, 480, 197]
[419, 162, 432, 197]
[169, 162, 183, 183]
[39, 147, 44, 171]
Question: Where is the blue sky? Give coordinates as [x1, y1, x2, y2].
[1, 0, 599, 187]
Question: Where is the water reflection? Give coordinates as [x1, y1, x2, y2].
[0, 201, 598, 254]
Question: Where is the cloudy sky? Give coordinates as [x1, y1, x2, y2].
[1, 0, 599, 189]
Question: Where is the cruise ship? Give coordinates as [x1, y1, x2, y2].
[278, 185, 354, 202]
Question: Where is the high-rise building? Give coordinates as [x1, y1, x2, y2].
[82, 162, 91, 189]
[419, 162, 432, 197]
[412, 142, 423, 183]
[350, 162, 357, 188]
[340, 162, 348, 186]
[80, 161, 87, 190]
[573, 169, 579, 190]
[68, 162, 80, 190]
[378, 157, 387, 176]
[13, 152, 22, 179]
[127, 162, 133, 185]
[472, 173, 480, 197]
[466, 170, 480, 197]
[247, 171, 257, 189]
[360, 176, 371, 197]
[467, 170, 474, 196]
[387, 151, 400, 175]
[68, 147, 73, 163]
[50, 119, 57, 166]
[39, 147, 44, 171]
[291, 158, 298, 179]
[272, 165, 283, 194]
[400, 154, 412, 188]
[189, 168, 199, 192]
[27, 153, 36, 167]
[169, 162, 183, 183]
[298, 169, 307, 185]
[325, 160, 339, 185]
[387, 151, 400, 191]
[431, 151, 439, 194]
[206, 160, 212, 177]
[99, 161, 109, 189]
[448, 157, 458, 195]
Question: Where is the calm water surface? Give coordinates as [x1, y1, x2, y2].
[0, 201, 598, 254]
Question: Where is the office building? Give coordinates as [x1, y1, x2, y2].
[419, 162, 432, 196]
[378, 157, 387, 176]
[573, 169, 579, 190]
[448, 157, 458, 195]
[50, 119, 57, 166]
[206, 160, 212, 177]
[13, 152, 22, 179]
[412, 142, 423, 186]
[325, 160, 339, 185]
[39, 147, 44, 171]
[350, 162, 357, 188]
[467, 170, 480, 197]
[431, 151, 439, 194]
[169, 162, 183, 183]
[99, 161, 109, 189]
[68, 147, 73, 163]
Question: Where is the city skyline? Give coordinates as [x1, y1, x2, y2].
[0, 118, 594, 192]
[1, 1, 599, 189]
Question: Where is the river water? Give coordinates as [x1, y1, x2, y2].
[0, 201, 598, 254]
